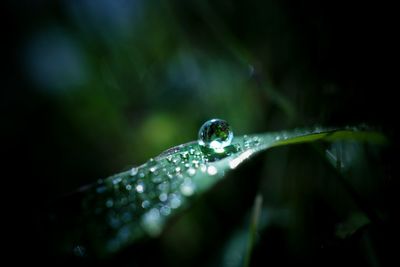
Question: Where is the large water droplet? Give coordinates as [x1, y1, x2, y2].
[198, 119, 233, 153]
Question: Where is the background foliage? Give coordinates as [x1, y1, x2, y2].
[5, 0, 396, 266]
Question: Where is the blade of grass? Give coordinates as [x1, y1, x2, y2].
[48, 126, 386, 258]
[243, 194, 263, 267]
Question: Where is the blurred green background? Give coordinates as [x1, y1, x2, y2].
[6, 0, 397, 266]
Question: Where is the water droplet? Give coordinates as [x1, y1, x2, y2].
[244, 136, 251, 148]
[200, 164, 207, 173]
[180, 178, 195, 196]
[192, 160, 200, 168]
[207, 165, 218, 176]
[130, 167, 138, 176]
[152, 175, 162, 183]
[180, 151, 189, 159]
[106, 199, 114, 208]
[141, 200, 150, 209]
[125, 184, 132, 191]
[169, 194, 182, 209]
[142, 208, 161, 236]
[135, 182, 145, 193]
[166, 172, 174, 179]
[187, 167, 196, 176]
[253, 136, 260, 145]
[160, 205, 171, 216]
[158, 181, 169, 192]
[112, 177, 122, 185]
[172, 157, 181, 165]
[234, 143, 242, 151]
[159, 193, 168, 202]
[198, 119, 233, 153]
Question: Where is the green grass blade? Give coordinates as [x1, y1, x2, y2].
[54, 126, 386, 257]
[243, 194, 263, 267]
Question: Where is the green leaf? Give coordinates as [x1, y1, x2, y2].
[59, 126, 386, 257]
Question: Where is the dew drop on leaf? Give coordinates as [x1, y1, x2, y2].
[198, 119, 233, 153]
[207, 165, 218, 176]
[141, 200, 150, 209]
[106, 199, 114, 208]
[169, 193, 182, 209]
[130, 167, 138, 176]
[180, 178, 195, 196]
[187, 167, 196, 176]
[142, 208, 162, 236]
[160, 206, 171, 216]
[159, 193, 168, 202]
[135, 182, 145, 193]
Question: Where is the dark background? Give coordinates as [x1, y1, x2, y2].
[4, 0, 397, 266]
